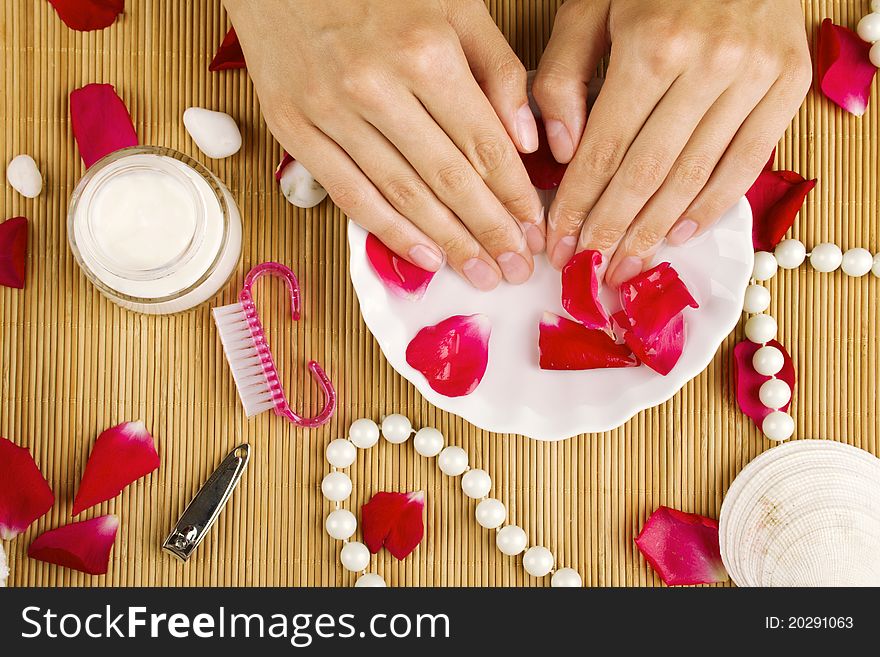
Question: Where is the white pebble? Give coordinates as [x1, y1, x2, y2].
[321, 471, 352, 502]
[745, 314, 777, 344]
[461, 469, 492, 499]
[348, 418, 380, 449]
[551, 568, 582, 588]
[774, 239, 806, 269]
[325, 509, 357, 540]
[413, 427, 444, 457]
[183, 107, 242, 159]
[340, 541, 371, 572]
[743, 284, 771, 314]
[381, 414, 412, 444]
[6, 154, 42, 198]
[355, 573, 386, 587]
[495, 525, 528, 556]
[759, 378, 792, 409]
[279, 159, 328, 208]
[437, 446, 468, 476]
[326, 439, 357, 468]
[809, 243, 842, 273]
[762, 410, 795, 442]
[752, 251, 778, 281]
[871, 41, 880, 68]
[475, 498, 506, 529]
[753, 345, 785, 376]
[522, 546, 555, 578]
[873, 253, 880, 278]
[841, 248, 874, 277]
[857, 12, 880, 43]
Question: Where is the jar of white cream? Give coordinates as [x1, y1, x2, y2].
[68, 146, 242, 314]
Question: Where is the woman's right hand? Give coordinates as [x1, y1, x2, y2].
[224, 0, 545, 290]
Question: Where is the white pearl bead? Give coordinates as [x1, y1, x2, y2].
[321, 471, 352, 502]
[752, 251, 778, 281]
[325, 509, 357, 540]
[841, 248, 874, 277]
[873, 1, 880, 14]
[774, 239, 806, 269]
[355, 573, 386, 587]
[413, 427, 444, 457]
[762, 410, 795, 442]
[742, 284, 771, 314]
[857, 12, 880, 43]
[871, 41, 880, 68]
[758, 378, 792, 409]
[551, 568, 583, 588]
[348, 418, 380, 449]
[325, 439, 357, 468]
[495, 525, 528, 556]
[461, 468, 492, 499]
[745, 314, 777, 344]
[340, 541, 371, 572]
[809, 243, 842, 273]
[475, 498, 507, 529]
[752, 345, 785, 376]
[437, 446, 468, 476]
[381, 414, 412, 444]
[523, 546, 555, 578]
[873, 253, 880, 278]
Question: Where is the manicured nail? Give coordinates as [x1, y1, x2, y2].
[497, 251, 531, 284]
[551, 236, 577, 269]
[409, 244, 445, 271]
[666, 219, 699, 246]
[523, 222, 545, 254]
[462, 258, 501, 291]
[545, 119, 574, 162]
[515, 104, 539, 153]
[610, 256, 643, 287]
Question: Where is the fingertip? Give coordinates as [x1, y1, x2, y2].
[515, 103, 539, 153]
[544, 118, 575, 163]
[606, 255, 644, 289]
[408, 244, 446, 272]
[666, 219, 699, 247]
[549, 235, 577, 270]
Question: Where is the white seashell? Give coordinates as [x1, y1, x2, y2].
[719, 440, 880, 586]
[279, 159, 328, 208]
[0, 542, 8, 587]
[6, 154, 43, 198]
[182, 107, 242, 159]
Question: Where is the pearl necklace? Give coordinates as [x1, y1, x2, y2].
[858, 0, 880, 66]
[321, 415, 583, 587]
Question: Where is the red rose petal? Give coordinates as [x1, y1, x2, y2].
[70, 83, 138, 168]
[818, 19, 875, 117]
[28, 515, 119, 575]
[733, 339, 795, 429]
[406, 314, 491, 397]
[634, 506, 728, 586]
[620, 262, 698, 342]
[746, 170, 816, 252]
[209, 27, 246, 72]
[361, 491, 425, 560]
[71, 421, 159, 516]
[561, 249, 609, 329]
[520, 120, 567, 189]
[0, 216, 28, 289]
[47, 0, 123, 32]
[274, 152, 295, 183]
[539, 312, 636, 370]
[616, 311, 685, 376]
[365, 233, 436, 301]
[0, 437, 55, 540]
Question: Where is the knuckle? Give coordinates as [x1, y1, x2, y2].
[706, 38, 747, 76]
[579, 137, 623, 177]
[434, 162, 472, 197]
[628, 224, 666, 253]
[550, 203, 588, 233]
[495, 56, 527, 91]
[780, 50, 814, 95]
[583, 222, 625, 250]
[325, 180, 366, 211]
[740, 138, 774, 174]
[671, 153, 714, 193]
[402, 28, 456, 78]
[621, 151, 668, 194]
[636, 21, 693, 75]
[341, 66, 388, 108]
[473, 223, 517, 251]
[439, 232, 476, 260]
[502, 190, 538, 220]
[384, 176, 428, 210]
[471, 135, 509, 176]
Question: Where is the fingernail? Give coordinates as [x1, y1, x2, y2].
[545, 119, 574, 162]
[551, 235, 577, 269]
[409, 244, 445, 271]
[515, 104, 539, 153]
[610, 256, 643, 287]
[463, 258, 501, 291]
[497, 251, 532, 284]
[523, 222, 545, 254]
[666, 219, 699, 246]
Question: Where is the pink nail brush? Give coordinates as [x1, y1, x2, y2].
[213, 262, 336, 427]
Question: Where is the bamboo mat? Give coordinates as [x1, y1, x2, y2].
[1, 0, 877, 588]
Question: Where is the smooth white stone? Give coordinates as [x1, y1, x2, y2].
[762, 411, 795, 442]
[745, 314, 777, 344]
[495, 525, 528, 556]
[871, 41, 880, 68]
[809, 243, 842, 273]
[355, 573, 386, 587]
[437, 446, 468, 476]
[873, 253, 880, 278]
[413, 427, 444, 457]
[475, 498, 506, 529]
[381, 414, 412, 444]
[551, 568, 582, 588]
[752, 251, 778, 281]
[340, 541, 371, 572]
[743, 284, 771, 314]
[326, 439, 357, 468]
[348, 418, 380, 449]
[321, 471, 352, 502]
[182, 107, 242, 159]
[759, 378, 792, 409]
[325, 509, 357, 540]
[279, 159, 328, 208]
[752, 345, 785, 376]
[461, 469, 492, 499]
[841, 248, 874, 277]
[522, 546, 555, 578]
[857, 12, 880, 43]
[6, 154, 43, 198]
[774, 239, 806, 269]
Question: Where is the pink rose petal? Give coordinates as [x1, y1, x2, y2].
[0, 216, 28, 289]
[539, 312, 636, 370]
[619, 262, 698, 343]
[818, 18, 875, 117]
[520, 120, 567, 189]
[28, 515, 119, 576]
[561, 249, 609, 329]
[70, 83, 138, 168]
[361, 491, 425, 560]
[47, 0, 123, 32]
[615, 311, 685, 376]
[635, 506, 729, 586]
[0, 437, 55, 540]
[366, 232, 435, 301]
[746, 170, 816, 252]
[209, 27, 246, 72]
[733, 339, 795, 429]
[406, 314, 490, 397]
